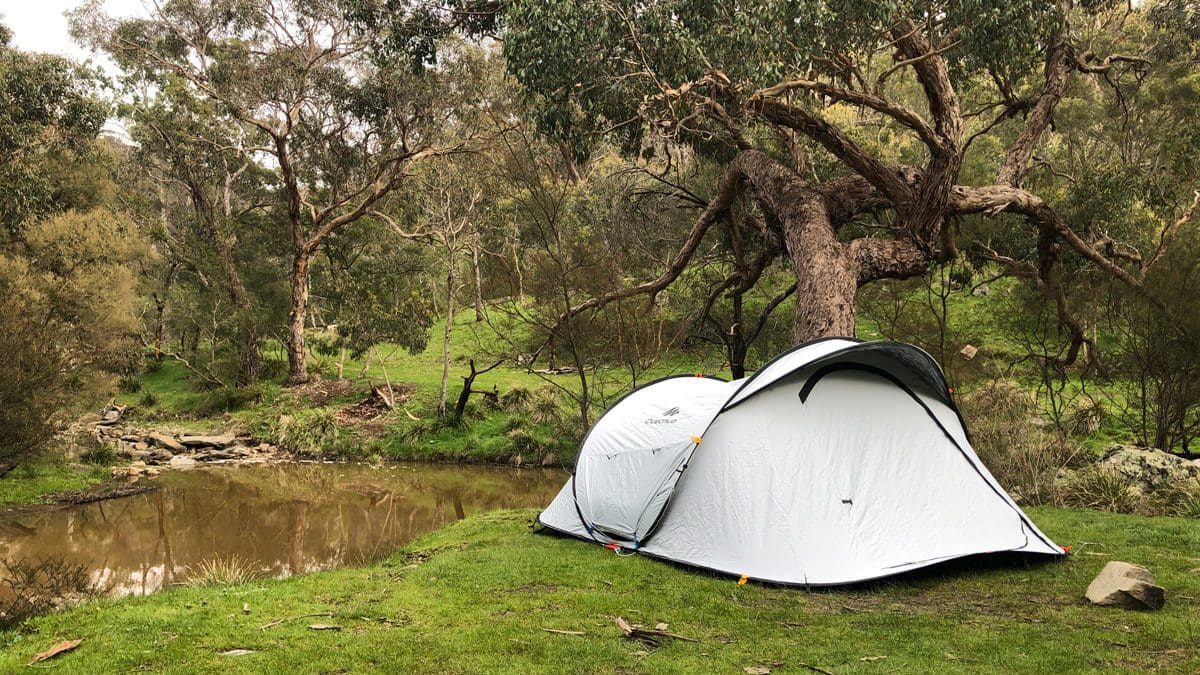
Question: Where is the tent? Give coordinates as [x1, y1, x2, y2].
[538, 337, 1064, 586]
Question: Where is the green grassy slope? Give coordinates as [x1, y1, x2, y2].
[2, 506, 1196, 673]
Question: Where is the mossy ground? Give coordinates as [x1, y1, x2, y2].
[2, 506, 1196, 673]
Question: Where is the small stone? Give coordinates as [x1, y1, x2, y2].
[1086, 561, 1166, 610]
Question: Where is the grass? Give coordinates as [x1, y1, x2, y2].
[0, 460, 110, 509]
[1, 506, 1196, 673]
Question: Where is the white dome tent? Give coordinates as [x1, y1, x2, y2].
[538, 337, 1064, 586]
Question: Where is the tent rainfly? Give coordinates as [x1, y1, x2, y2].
[538, 337, 1064, 585]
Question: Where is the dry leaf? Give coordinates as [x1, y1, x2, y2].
[220, 649, 256, 656]
[654, 622, 669, 631]
[28, 639, 82, 665]
[308, 624, 342, 631]
[744, 667, 771, 674]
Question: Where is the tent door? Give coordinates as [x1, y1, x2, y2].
[574, 439, 694, 543]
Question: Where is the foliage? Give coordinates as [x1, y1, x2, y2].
[183, 556, 262, 588]
[0, 30, 108, 236]
[0, 557, 95, 631]
[274, 409, 343, 456]
[0, 294, 63, 474]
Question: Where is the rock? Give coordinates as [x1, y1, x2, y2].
[134, 442, 150, 452]
[1086, 561, 1166, 610]
[168, 455, 197, 469]
[959, 344, 978, 360]
[178, 434, 236, 449]
[97, 402, 126, 426]
[147, 433, 187, 453]
[972, 283, 990, 297]
[121, 434, 142, 443]
[193, 449, 235, 462]
[1097, 445, 1199, 493]
[147, 449, 173, 464]
[229, 445, 253, 458]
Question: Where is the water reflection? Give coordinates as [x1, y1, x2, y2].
[0, 463, 563, 598]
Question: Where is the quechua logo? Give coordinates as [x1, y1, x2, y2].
[644, 406, 682, 424]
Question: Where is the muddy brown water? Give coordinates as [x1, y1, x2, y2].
[0, 463, 564, 599]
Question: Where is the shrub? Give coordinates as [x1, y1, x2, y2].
[0, 557, 95, 630]
[183, 556, 261, 587]
[138, 390, 159, 408]
[275, 408, 342, 455]
[960, 379, 1081, 504]
[527, 386, 564, 424]
[79, 443, 119, 466]
[500, 386, 532, 412]
[0, 295, 63, 475]
[117, 374, 142, 394]
[1055, 465, 1140, 514]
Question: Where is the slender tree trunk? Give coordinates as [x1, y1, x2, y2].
[437, 259, 456, 417]
[286, 251, 311, 385]
[471, 233, 485, 321]
[511, 238, 525, 301]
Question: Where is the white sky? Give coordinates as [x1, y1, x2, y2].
[2, 0, 147, 63]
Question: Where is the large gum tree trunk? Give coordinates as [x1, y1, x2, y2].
[736, 150, 858, 342]
[286, 251, 311, 385]
[780, 194, 857, 341]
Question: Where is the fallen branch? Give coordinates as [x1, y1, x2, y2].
[541, 628, 586, 636]
[613, 616, 697, 646]
[257, 611, 334, 631]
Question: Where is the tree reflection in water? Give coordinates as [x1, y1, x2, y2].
[0, 463, 563, 599]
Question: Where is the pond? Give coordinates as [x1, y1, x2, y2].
[0, 463, 564, 599]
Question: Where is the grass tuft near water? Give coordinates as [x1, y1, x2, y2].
[1, 506, 1197, 673]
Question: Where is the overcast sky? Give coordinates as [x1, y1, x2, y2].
[3, 0, 147, 62]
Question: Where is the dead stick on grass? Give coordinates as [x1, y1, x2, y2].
[541, 628, 586, 636]
[613, 616, 697, 645]
[799, 664, 836, 675]
[257, 611, 334, 631]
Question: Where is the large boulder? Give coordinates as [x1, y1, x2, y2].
[1086, 561, 1166, 610]
[1097, 445, 1200, 494]
[178, 434, 236, 449]
[167, 455, 197, 469]
[147, 433, 186, 454]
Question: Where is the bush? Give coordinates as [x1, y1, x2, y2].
[500, 386, 532, 412]
[1054, 465, 1140, 514]
[79, 443, 119, 466]
[0, 295, 63, 475]
[0, 557, 95, 630]
[526, 386, 564, 424]
[960, 379, 1082, 504]
[139, 390, 159, 408]
[117, 373, 142, 394]
[196, 383, 268, 416]
[275, 408, 343, 455]
[183, 555, 261, 587]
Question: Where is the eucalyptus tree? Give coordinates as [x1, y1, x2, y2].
[74, 0, 482, 384]
[0, 22, 107, 238]
[503, 0, 1199, 364]
[123, 87, 271, 383]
